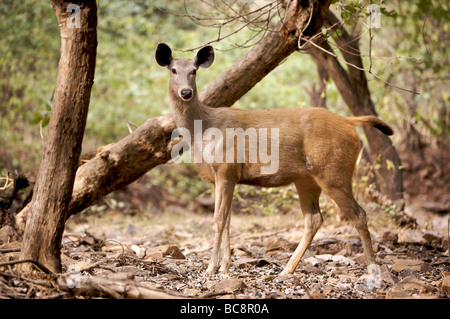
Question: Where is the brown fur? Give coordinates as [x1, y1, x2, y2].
[156, 43, 394, 275]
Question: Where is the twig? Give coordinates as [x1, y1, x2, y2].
[155, 0, 281, 52]
[179, 3, 279, 52]
[100, 239, 126, 255]
[368, 26, 373, 73]
[0, 248, 21, 253]
[0, 173, 14, 190]
[0, 270, 53, 288]
[62, 256, 117, 277]
[199, 290, 232, 298]
[297, 1, 314, 50]
[39, 119, 44, 140]
[0, 259, 56, 277]
[305, 37, 420, 95]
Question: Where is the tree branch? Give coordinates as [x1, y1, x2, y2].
[15, 0, 334, 233]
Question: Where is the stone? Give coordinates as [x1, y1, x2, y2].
[381, 229, 398, 242]
[386, 275, 438, 299]
[398, 229, 425, 244]
[261, 275, 275, 282]
[109, 244, 134, 254]
[131, 245, 146, 258]
[275, 274, 298, 284]
[385, 290, 412, 299]
[145, 245, 185, 260]
[391, 259, 425, 272]
[234, 257, 269, 268]
[264, 236, 295, 252]
[305, 254, 355, 266]
[422, 230, 442, 243]
[398, 269, 420, 279]
[213, 278, 246, 293]
[233, 247, 249, 257]
[353, 253, 367, 264]
[380, 264, 399, 285]
[303, 263, 322, 274]
[335, 242, 353, 257]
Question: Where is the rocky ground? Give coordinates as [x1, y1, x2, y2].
[1, 207, 448, 299]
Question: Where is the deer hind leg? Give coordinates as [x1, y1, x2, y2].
[321, 183, 376, 266]
[280, 178, 323, 276]
[205, 178, 235, 276]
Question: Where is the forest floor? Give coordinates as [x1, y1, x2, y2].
[1, 182, 448, 300]
[0, 145, 449, 299]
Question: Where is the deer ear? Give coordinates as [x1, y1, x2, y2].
[156, 43, 173, 67]
[195, 46, 214, 68]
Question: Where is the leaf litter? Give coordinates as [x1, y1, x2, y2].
[1, 207, 448, 299]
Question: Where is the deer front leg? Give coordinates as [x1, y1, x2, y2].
[219, 211, 232, 275]
[205, 178, 235, 276]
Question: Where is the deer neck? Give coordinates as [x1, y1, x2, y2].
[169, 87, 212, 134]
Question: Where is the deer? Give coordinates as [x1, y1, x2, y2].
[155, 43, 394, 276]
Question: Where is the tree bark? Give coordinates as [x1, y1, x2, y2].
[57, 274, 188, 299]
[19, 0, 97, 273]
[16, 0, 334, 232]
[305, 11, 404, 203]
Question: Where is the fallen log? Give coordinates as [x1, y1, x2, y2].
[57, 273, 189, 299]
[16, 113, 178, 234]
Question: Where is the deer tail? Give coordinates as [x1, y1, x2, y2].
[347, 115, 394, 136]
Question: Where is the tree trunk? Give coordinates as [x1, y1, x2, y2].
[305, 11, 404, 203]
[19, 0, 97, 273]
[15, 0, 333, 232]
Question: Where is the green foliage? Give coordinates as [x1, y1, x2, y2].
[1, 0, 448, 215]
[145, 163, 209, 203]
[234, 184, 299, 215]
[0, 0, 317, 175]
[0, 1, 59, 173]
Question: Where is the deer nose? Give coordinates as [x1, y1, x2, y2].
[180, 89, 193, 100]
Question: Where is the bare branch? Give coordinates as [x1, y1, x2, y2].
[155, 0, 282, 52]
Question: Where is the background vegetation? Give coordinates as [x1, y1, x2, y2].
[0, 0, 448, 222]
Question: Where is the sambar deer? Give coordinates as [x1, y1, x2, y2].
[156, 43, 393, 276]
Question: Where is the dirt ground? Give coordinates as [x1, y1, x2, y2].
[1, 193, 448, 300]
[0, 143, 449, 300]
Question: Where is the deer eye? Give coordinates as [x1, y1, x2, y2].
[192, 69, 197, 75]
[171, 68, 177, 74]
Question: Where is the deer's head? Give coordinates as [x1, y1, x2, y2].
[156, 43, 214, 102]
